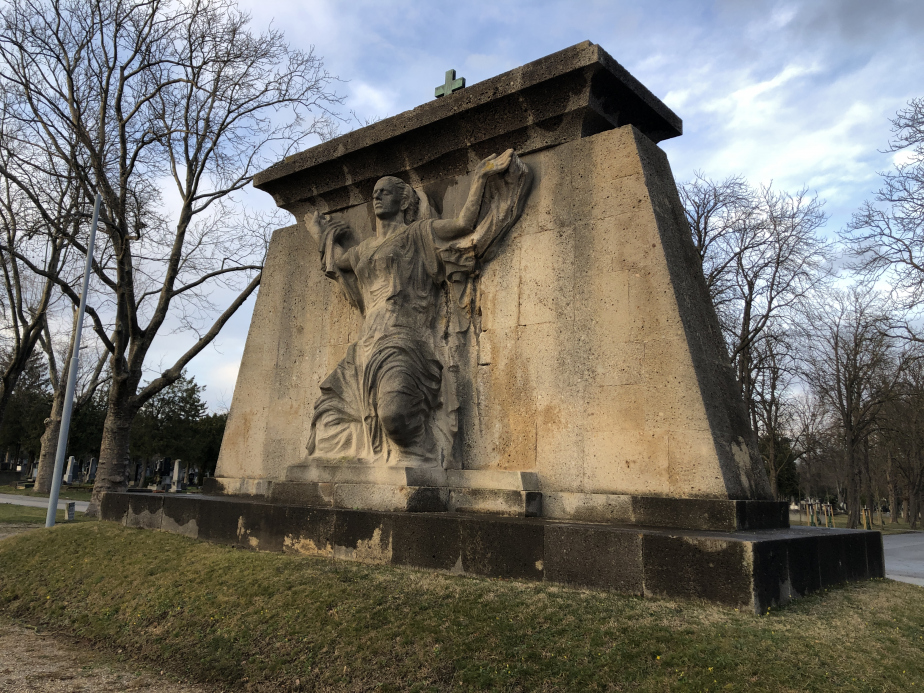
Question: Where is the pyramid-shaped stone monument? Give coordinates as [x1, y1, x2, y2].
[102, 42, 882, 611]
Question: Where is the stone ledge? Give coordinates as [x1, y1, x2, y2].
[202, 477, 270, 497]
[100, 492, 884, 613]
[284, 463, 447, 487]
[543, 492, 788, 531]
[282, 464, 540, 492]
[447, 469, 540, 491]
[208, 476, 787, 530]
[268, 480, 540, 517]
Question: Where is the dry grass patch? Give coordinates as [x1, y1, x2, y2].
[0, 503, 92, 525]
[0, 522, 921, 692]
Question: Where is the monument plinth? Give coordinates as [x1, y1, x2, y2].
[102, 42, 882, 611]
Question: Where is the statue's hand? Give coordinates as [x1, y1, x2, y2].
[305, 210, 327, 245]
[475, 148, 514, 180]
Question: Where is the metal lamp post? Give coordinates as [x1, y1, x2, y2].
[46, 193, 102, 528]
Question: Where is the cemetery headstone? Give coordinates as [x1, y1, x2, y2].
[170, 460, 183, 493]
[64, 456, 75, 485]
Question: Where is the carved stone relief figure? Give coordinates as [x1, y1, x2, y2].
[305, 149, 532, 468]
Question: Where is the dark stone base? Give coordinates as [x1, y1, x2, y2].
[100, 493, 883, 613]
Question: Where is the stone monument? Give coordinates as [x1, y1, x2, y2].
[101, 42, 882, 611]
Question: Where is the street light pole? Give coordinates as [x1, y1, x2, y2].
[46, 193, 102, 528]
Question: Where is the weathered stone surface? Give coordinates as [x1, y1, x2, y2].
[283, 505, 336, 557]
[102, 493, 884, 613]
[544, 524, 644, 592]
[390, 513, 461, 571]
[99, 491, 131, 525]
[448, 488, 541, 517]
[161, 495, 200, 538]
[123, 493, 164, 530]
[218, 123, 769, 507]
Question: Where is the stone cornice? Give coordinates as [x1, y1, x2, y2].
[254, 41, 682, 213]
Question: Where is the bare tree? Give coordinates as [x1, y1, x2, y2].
[843, 97, 924, 327]
[751, 330, 805, 499]
[33, 307, 109, 493]
[789, 390, 838, 501]
[680, 174, 830, 430]
[0, 0, 341, 514]
[874, 357, 924, 528]
[798, 287, 907, 527]
[0, 112, 75, 432]
[680, 172, 751, 305]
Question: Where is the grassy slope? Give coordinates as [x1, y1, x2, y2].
[0, 523, 922, 692]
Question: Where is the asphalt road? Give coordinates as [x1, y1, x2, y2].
[883, 533, 924, 586]
[0, 493, 89, 513]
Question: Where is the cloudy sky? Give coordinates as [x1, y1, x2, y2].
[171, 0, 924, 410]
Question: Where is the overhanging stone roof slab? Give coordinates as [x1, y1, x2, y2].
[253, 41, 682, 213]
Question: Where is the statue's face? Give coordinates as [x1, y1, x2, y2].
[372, 179, 405, 219]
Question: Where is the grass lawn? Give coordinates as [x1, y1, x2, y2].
[789, 511, 920, 536]
[0, 483, 93, 502]
[0, 503, 93, 525]
[0, 522, 922, 692]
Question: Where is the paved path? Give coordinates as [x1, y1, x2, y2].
[0, 493, 89, 513]
[883, 533, 924, 587]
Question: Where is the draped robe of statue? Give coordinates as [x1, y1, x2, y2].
[307, 154, 532, 468]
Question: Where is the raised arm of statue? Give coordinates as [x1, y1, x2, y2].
[432, 149, 516, 242]
[305, 211, 360, 276]
[304, 210, 364, 311]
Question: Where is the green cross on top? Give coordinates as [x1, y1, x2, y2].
[435, 69, 466, 98]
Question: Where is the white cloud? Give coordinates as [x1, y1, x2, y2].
[766, 3, 798, 31]
[893, 148, 918, 167]
[348, 82, 397, 118]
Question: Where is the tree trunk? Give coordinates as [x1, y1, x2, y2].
[86, 394, 135, 517]
[846, 440, 861, 528]
[766, 434, 779, 500]
[862, 441, 875, 529]
[34, 384, 68, 494]
[34, 408, 63, 494]
[887, 453, 899, 524]
[0, 388, 12, 441]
